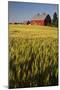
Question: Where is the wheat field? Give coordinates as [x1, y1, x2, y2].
[9, 24, 58, 88]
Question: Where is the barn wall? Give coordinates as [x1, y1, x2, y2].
[31, 20, 44, 25]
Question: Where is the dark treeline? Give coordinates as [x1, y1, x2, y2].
[9, 12, 58, 27]
[44, 12, 58, 27]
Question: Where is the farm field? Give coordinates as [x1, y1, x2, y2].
[9, 24, 58, 88]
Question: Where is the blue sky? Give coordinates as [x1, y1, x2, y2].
[8, 2, 58, 23]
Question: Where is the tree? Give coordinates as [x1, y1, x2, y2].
[27, 21, 30, 25]
[52, 12, 58, 27]
[44, 14, 51, 26]
[14, 22, 18, 24]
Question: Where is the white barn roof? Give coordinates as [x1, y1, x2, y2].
[32, 13, 47, 20]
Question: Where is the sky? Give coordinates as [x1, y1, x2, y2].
[8, 1, 58, 23]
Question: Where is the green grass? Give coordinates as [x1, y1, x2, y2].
[9, 24, 58, 88]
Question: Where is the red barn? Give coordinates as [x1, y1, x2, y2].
[31, 13, 47, 25]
